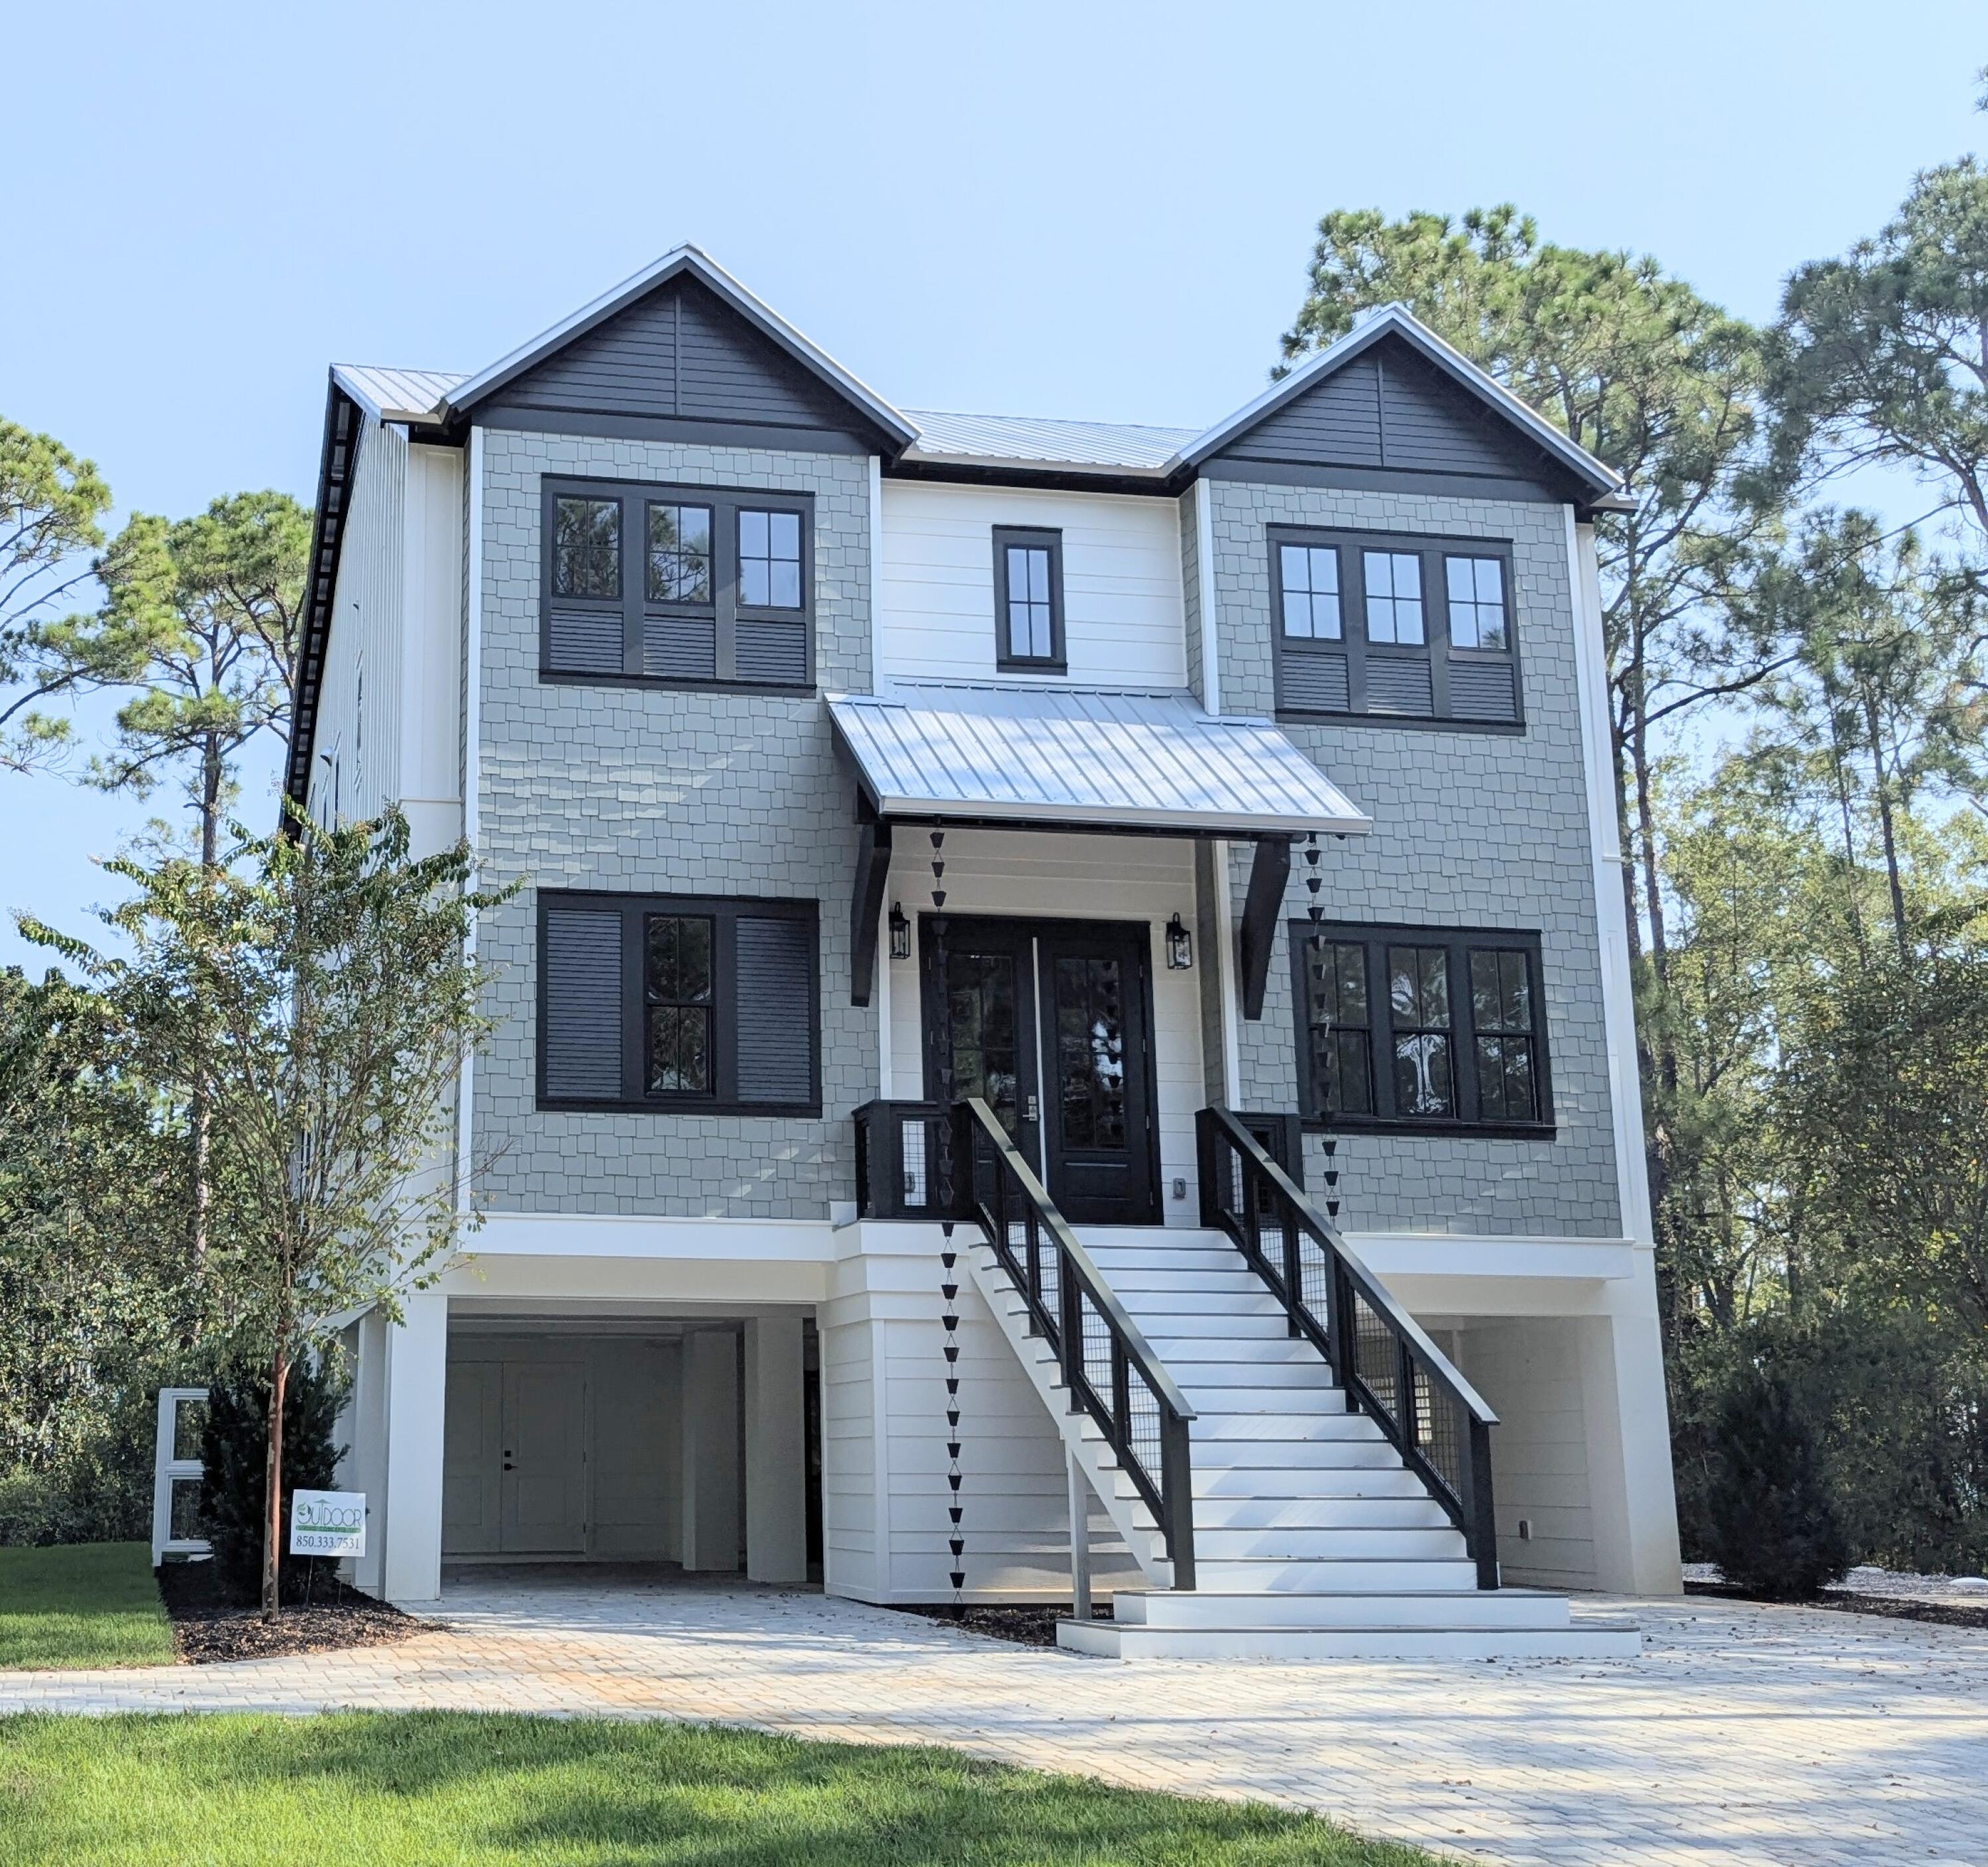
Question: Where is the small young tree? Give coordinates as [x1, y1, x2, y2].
[1706, 1356, 1851, 1599]
[199, 1357, 345, 1601]
[25, 807, 513, 1616]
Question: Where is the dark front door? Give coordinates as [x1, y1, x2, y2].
[922, 916, 1160, 1227]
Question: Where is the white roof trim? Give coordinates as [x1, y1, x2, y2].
[435, 245, 918, 449]
[1171, 303, 1626, 498]
[828, 682, 1370, 838]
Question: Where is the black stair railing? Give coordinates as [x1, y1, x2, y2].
[852, 1100, 949, 1219]
[1197, 1105, 1501, 1589]
[954, 1097, 1197, 1590]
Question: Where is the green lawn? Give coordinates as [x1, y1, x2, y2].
[0, 1713, 1449, 1866]
[0, 1544, 175, 1671]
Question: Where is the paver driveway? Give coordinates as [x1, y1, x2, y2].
[3, 1573, 1983, 1866]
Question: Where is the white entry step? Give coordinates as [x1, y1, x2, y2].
[967, 1225, 1641, 1662]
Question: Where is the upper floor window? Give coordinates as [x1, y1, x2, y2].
[1270, 528, 1520, 726]
[542, 478, 812, 690]
[993, 526, 1065, 672]
[539, 891, 819, 1114]
[1292, 923, 1551, 1133]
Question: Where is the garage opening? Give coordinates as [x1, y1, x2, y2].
[441, 1311, 820, 1583]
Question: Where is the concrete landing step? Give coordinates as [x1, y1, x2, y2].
[1114, 1587, 1574, 1629]
[1056, 1619, 1645, 1662]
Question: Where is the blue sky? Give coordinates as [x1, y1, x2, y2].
[3, 0, 1981, 965]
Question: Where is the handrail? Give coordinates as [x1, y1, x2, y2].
[852, 1099, 948, 1219]
[1197, 1105, 1501, 1588]
[955, 1097, 1197, 1589]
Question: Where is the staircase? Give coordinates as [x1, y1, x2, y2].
[957, 1102, 1639, 1662]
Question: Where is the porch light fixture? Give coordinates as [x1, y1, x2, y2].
[1166, 913, 1193, 971]
[889, 902, 911, 961]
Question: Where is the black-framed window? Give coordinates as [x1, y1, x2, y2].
[993, 526, 1065, 671]
[1270, 526, 1521, 726]
[539, 891, 819, 1114]
[1292, 923, 1552, 1133]
[542, 477, 813, 689]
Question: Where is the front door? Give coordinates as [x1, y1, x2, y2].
[923, 916, 1160, 1226]
[500, 1361, 587, 1554]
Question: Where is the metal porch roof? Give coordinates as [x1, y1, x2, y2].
[827, 683, 1370, 836]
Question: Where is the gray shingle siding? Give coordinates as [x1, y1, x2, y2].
[472, 427, 873, 1217]
[1207, 479, 1622, 1239]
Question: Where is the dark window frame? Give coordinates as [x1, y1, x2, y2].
[992, 525, 1067, 673]
[1269, 524, 1523, 729]
[537, 889, 821, 1115]
[540, 475, 814, 691]
[1290, 921, 1554, 1136]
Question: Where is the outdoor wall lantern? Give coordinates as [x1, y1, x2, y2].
[889, 902, 911, 961]
[1166, 913, 1193, 970]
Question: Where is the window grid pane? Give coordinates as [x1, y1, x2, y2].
[1363, 551, 1425, 646]
[1445, 555, 1506, 650]
[1280, 544, 1343, 640]
[1303, 938, 1372, 1119]
[1387, 944, 1453, 1117]
[647, 504, 713, 604]
[1469, 947, 1537, 1120]
[1005, 545, 1055, 659]
[553, 497, 620, 600]
[645, 914, 715, 1096]
[738, 508, 803, 610]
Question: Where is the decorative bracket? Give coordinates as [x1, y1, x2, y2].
[850, 804, 893, 1006]
[1239, 836, 1292, 1020]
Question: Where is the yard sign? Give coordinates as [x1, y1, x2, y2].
[290, 1489, 367, 1557]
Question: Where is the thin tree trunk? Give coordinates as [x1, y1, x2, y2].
[1861, 691, 1910, 960]
[262, 1337, 288, 1621]
[189, 734, 225, 1287]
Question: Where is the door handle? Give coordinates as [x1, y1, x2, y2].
[1024, 1094, 1038, 1123]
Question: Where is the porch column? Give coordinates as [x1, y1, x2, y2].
[680, 1328, 742, 1572]
[744, 1314, 809, 1583]
[1579, 1255, 1684, 1595]
[343, 1308, 390, 1596]
[379, 1289, 447, 1606]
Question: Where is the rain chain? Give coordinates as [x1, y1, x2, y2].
[928, 830, 966, 1618]
[1305, 831, 1343, 1222]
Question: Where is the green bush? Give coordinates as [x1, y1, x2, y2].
[1705, 1357, 1852, 1598]
[197, 1359, 347, 1602]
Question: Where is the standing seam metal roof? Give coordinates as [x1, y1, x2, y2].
[827, 682, 1370, 836]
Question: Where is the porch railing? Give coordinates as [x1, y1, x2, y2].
[852, 1100, 950, 1219]
[955, 1097, 1197, 1589]
[1197, 1104, 1501, 1589]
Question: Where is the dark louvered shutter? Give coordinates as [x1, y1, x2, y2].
[1280, 649, 1350, 713]
[733, 915, 814, 1105]
[734, 617, 808, 685]
[542, 907, 624, 1099]
[1365, 656, 1435, 715]
[547, 608, 625, 675]
[1447, 659, 1519, 722]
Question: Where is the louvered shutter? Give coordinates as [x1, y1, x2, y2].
[542, 907, 624, 1099]
[733, 915, 814, 1105]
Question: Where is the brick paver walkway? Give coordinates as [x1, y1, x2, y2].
[3, 1575, 1983, 1866]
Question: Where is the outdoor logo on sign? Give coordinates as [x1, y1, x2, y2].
[290, 1489, 366, 1557]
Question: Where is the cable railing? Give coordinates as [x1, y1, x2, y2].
[955, 1097, 1197, 1589]
[1197, 1104, 1500, 1588]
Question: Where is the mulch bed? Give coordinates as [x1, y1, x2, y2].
[895, 1603, 1115, 1648]
[156, 1560, 436, 1665]
[1684, 1577, 1988, 1632]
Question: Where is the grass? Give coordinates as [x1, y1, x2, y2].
[0, 1544, 175, 1671]
[0, 1713, 1451, 1866]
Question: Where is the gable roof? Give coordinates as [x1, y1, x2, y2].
[1176, 303, 1628, 506]
[433, 245, 917, 452]
[901, 410, 1197, 477]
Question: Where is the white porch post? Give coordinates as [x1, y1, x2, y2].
[743, 1314, 808, 1584]
[379, 1289, 448, 1606]
[1067, 1445, 1092, 1620]
[1580, 1267, 1685, 1595]
[345, 1309, 390, 1595]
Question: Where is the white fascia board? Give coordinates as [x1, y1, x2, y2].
[1346, 1231, 1637, 1287]
[468, 1211, 838, 1263]
[438, 245, 917, 450]
[899, 448, 1172, 479]
[869, 793, 1371, 836]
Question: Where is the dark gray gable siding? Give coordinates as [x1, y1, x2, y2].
[1221, 353, 1385, 468]
[1213, 335, 1571, 495]
[488, 277, 863, 439]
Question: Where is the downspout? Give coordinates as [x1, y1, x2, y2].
[1195, 476, 1243, 1107]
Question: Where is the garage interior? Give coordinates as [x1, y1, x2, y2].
[440, 1306, 821, 1581]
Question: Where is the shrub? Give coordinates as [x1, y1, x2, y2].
[1706, 1358, 1852, 1598]
[197, 1358, 346, 1602]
